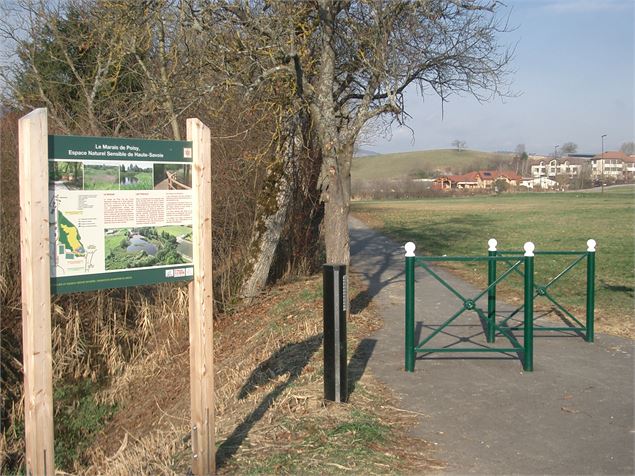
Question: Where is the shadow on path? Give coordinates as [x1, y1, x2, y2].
[349, 228, 405, 314]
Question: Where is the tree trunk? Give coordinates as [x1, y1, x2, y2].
[322, 141, 353, 265]
[267, 123, 324, 281]
[313, 1, 354, 265]
[240, 115, 301, 301]
[157, 15, 181, 140]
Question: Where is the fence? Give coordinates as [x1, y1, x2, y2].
[404, 239, 596, 372]
[404, 241, 536, 372]
[490, 239, 596, 343]
[167, 170, 191, 190]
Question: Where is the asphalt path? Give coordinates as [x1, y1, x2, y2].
[568, 184, 635, 193]
[349, 216, 634, 475]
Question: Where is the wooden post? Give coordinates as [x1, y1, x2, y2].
[19, 108, 54, 475]
[187, 118, 215, 475]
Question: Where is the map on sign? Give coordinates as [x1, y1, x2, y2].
[49, 194, 100, 276]
[58, 211, 85, 256]
[48, 135, 194, 294]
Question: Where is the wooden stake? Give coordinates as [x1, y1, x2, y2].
[19, 108, 54, 475]
[187, 118, 215, 475]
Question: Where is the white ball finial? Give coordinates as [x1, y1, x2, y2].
[523, 241, 535, 257]
[488, 238, 497, 251]
[405, 242, 416, 257]
[587, 239, 596, 252]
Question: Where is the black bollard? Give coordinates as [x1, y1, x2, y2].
[323, 264, 348, 403]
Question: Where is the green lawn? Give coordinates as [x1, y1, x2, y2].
[352, 148, 511, 180]
[156, 225, 192, 238]
[352, 190, 634, 336]
[105, 229, 129, 256]
[84, 165, 120, 190]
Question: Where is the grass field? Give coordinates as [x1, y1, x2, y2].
[156, 225, 192, 238]
[352, 148, 511, 180]
[352, 188, 634, 337]
[84, 165, 120, 190]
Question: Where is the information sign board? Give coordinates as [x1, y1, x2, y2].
[48, 135, 195, 293]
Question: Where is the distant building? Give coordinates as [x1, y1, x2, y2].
[530, 158, 588, 179]
[433, 170, 522, 190]
[528, 154, 549, 161]
[521, 177, 558, 190]
[565, 153, 595, 159]
[591, 151, 629, 178]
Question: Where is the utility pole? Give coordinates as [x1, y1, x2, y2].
[601, 134, 607, 194]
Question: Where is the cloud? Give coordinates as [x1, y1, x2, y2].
[536, 0, 632, 14]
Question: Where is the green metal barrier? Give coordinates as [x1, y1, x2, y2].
[404, 242, 536, 373]
[489, 239, 596, 343]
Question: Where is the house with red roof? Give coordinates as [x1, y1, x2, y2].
[625, 155, 635, 177]
[433, 170, 522, 191]
[591, 151, 629, 178]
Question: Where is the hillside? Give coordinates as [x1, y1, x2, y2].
[352, 149, 512, 180]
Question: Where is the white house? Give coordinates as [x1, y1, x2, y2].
[530, 158, 587, 179]
[521, 177, 559, 190]
[591, 151, 628, 178]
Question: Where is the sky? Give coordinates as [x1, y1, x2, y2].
[368, 0, 634, 156]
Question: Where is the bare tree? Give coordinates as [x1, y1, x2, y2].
[514, 143, 526, 156]
[0, 1, 136, 135]
[560, 142, 578, 155]
[3, 0, 515, 295]
[620, 141, 634, 155]
[452, 139, 467, 152]
[0, 0, 209, 139]
[202, 0, 514, 265]
[514, 143, 528, 174]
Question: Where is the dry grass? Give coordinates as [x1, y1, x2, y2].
[81, 276, 443, 475]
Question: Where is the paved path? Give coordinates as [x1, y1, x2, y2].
[349, 217, 634, 475]
[572, 184, 635, 193]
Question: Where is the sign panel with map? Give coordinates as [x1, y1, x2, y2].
[49, 135, 195, 294]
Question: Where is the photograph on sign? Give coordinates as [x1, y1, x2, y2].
[119, 162, 154, 190]
[49, 161, 83, 190]
[83, 161, 120, 190]
[48, 135, 194, 293]
[104, 226, 192, 270]
[153, 163, 192, 190]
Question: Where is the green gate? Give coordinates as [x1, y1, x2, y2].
[488, 239, 596, 343]
[404, 239, 597, 373]
[404, 242, 536, 373]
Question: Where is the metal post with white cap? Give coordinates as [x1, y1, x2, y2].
[585, 239, 596, 343]
[404, 242, 416, 372]
[487, 238, 498, 343]
[523, 242, 535, 371]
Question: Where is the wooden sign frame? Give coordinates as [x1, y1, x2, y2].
[18, 109, 216, 475]
[187, 118, 216, 474]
